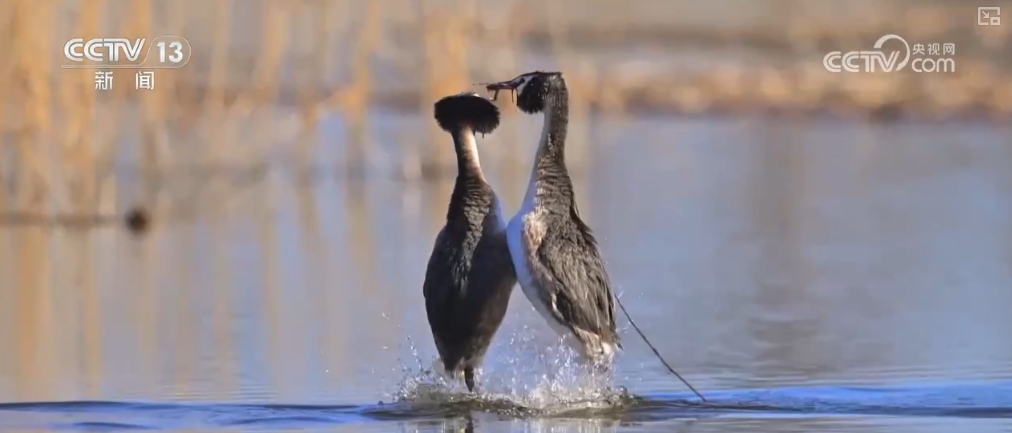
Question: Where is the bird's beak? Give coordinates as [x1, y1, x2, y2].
[484, 76, 526, 102]
[485, 76, 524, 92]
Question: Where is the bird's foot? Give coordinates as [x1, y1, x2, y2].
[588, 356, 617, 379]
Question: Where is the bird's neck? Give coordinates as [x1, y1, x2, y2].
[446, 128, 490, 223]
[523, 91, 573, 208]
[453, 128, 485, 181]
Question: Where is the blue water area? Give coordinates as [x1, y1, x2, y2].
[0, 380, 1009, 431]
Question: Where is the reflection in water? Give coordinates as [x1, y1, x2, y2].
[1, 115, 1011, 432]
[14, 228, 53, 401]
[400, 414, 628, 433]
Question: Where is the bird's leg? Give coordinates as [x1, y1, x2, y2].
[593, 360, 613, 377]
[585, 350, 616, 380]
[464, 366, 477, 393]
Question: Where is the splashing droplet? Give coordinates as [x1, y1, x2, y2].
[381, 325, 636, 415]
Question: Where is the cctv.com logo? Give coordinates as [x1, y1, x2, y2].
[823, 34, 955, 73]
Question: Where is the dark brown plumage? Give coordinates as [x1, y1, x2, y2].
[423, 92, 517, 392]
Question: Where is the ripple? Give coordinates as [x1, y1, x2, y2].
[56, 422, 156, 431]
[0, 380, 1010, 431]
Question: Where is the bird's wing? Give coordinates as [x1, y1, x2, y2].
[521, 218, 619, 344]
[467, 228, 517, 299]
[422, 227, 467, 324]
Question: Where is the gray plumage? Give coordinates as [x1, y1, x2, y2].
[488, 72, 621, 368]
[423, 92, 517, 392]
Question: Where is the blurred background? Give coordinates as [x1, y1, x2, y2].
[1, 0, 1012, 431]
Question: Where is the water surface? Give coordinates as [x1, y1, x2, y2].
[1, 114, 1011, 432]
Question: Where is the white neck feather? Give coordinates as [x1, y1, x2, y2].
[458, 129, 485, 180]
[521, 110, 552, 208]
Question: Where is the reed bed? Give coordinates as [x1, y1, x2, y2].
[0, 0, 1010, 221]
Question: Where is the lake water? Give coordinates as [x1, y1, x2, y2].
[1, 113, 1011, 432]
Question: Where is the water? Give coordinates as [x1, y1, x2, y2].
[1, 113, 1011, 432]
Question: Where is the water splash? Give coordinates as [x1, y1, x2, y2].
[382, 325, 638, 415]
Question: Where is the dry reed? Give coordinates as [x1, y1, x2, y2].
[0, 0, 1009, 222]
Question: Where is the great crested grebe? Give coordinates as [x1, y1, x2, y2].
[485, 71, 621, 368]
[422, 92, 518, 392]
[486, 71, 707, 401]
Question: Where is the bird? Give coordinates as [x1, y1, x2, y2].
[124, 206, 150, 234]
[485, 71, 622, 370]
[422, 92, 518, 392]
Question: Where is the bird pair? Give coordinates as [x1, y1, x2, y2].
[422, 71, 620, 393]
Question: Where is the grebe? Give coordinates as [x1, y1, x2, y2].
[486, 71, 708, 401]
[422, 92, 518, 392]
[485, 71, 621, 369]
